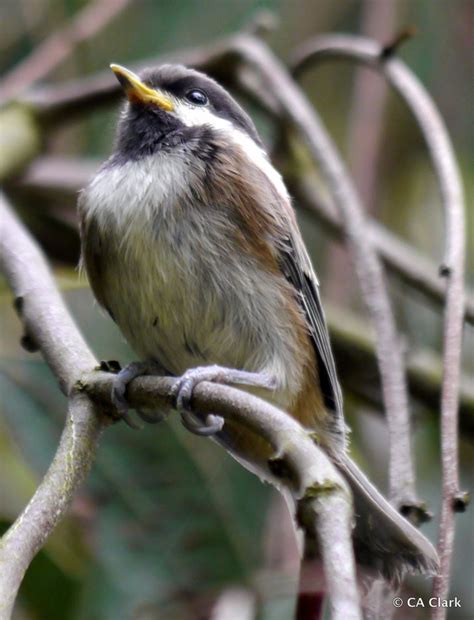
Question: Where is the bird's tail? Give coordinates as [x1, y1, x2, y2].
[334, 453, 439, 580]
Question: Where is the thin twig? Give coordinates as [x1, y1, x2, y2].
[276, 149, 474, 326]
[0, 0, 132, 101]
[290, 35, 467, 615]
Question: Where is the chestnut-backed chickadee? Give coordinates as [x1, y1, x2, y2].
[79, 63, 438, 578]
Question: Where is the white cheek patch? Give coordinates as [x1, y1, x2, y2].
[172, 99, 289, 202]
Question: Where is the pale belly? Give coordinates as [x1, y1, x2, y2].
[99, 220, 304, 407]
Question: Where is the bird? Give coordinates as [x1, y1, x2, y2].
[78, 62, 439, 579]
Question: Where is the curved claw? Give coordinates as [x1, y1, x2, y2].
[174, 365, 274, 437]
[110, 361, 164, 429]
[121, 412, 143, 430]
[181, 412, 224, 436]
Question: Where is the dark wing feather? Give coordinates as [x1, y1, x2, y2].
[278, 233, 346, 445]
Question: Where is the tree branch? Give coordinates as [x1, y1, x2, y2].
[218, 35, 419, 514]
[290, 35, 467, 615]
[0, 193, 107, 618]
[0, 0, 132, 101]
[82, 371, 361, 620]
[0, 393, 103, 617]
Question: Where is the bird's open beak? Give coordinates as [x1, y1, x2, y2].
[110, 63, 174, 111]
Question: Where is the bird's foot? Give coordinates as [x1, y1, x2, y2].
[174, 365, 277, 437]
[98, 359, 122, 373]
[109, 360, 164, 429]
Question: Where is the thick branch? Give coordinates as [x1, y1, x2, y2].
[0, 193, 107, 618]
[0, 393, 103, 617]
[83, 371, 361, 620]
[290, 35, 467, 614]
[0, 193, 96, 390]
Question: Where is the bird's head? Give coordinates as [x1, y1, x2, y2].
[110, 63, 263, 160]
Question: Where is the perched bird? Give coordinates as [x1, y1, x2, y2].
[79, 63, 438, 578]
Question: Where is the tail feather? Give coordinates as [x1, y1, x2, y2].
[335, 454, 439, 580]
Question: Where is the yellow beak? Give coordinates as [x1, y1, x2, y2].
[110, 63, 174, 111]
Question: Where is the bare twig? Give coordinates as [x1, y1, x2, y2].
[0, 0, 132, 101]
[290, 35, 464, 273]
[290, 35, 467, 615]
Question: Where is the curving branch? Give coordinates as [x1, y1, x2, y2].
[0, 193, 107, 617]
[290, 35, 467, 616]
[82, 371, 361, 620]
[217, 35, 420, 515]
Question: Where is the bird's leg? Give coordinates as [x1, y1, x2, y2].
[110, 360, 166, 429]
[174, 365, 278, 436]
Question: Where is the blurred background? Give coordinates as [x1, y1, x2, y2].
[0, 0, 473, 618]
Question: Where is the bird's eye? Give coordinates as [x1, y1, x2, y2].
[185, 89, 208, 106]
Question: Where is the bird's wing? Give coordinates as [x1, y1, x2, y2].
[277, 220, 346, 445]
